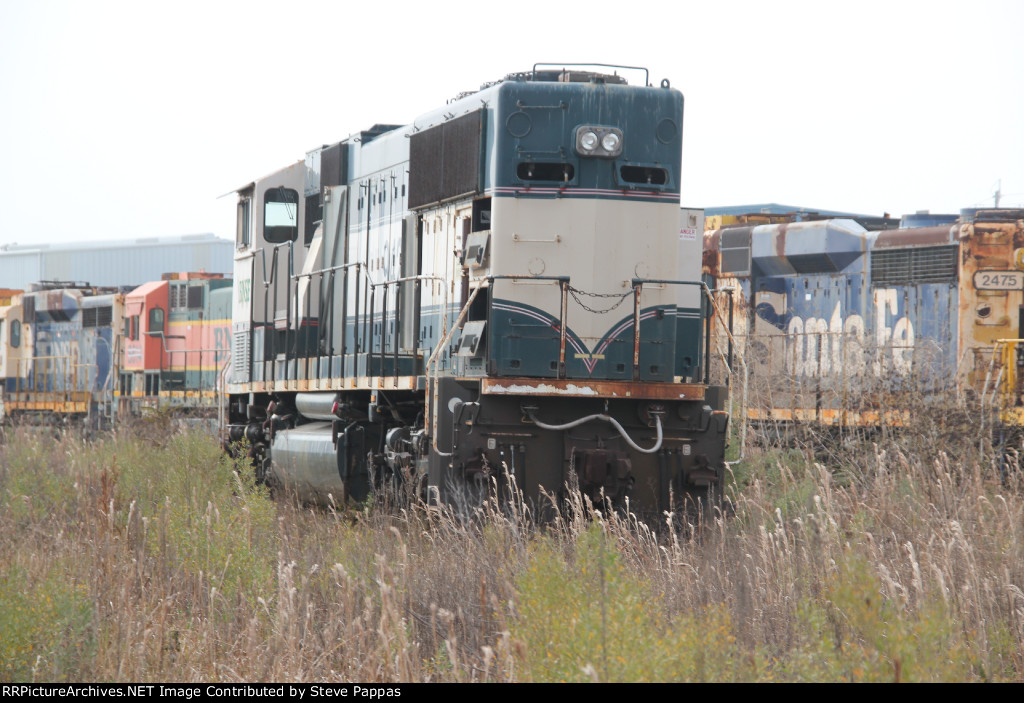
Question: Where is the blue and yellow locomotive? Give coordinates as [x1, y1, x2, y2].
[226, 65, 730, 514]
[703, 207, 1024, 431]
[0, 282, 123, 425]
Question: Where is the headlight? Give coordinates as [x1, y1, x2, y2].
[601, 132, 620, 152]
[575, 126, 623, 158]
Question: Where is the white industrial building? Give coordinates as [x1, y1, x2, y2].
[0, 234, 233, 290]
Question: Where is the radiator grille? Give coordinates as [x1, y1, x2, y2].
[871, 245, 958, 286]
[719, 227, 752, 275]
[408, 111, 482, 209]
[82, 306, 112, 328]
[232, 331, 251, 383]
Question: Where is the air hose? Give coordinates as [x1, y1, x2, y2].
[524, 408, 664, 454]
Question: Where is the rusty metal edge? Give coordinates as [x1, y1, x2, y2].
[481, 377, 707, 400]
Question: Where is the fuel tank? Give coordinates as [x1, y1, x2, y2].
[269, 422, 342, 504]
[269, 421, 373, 505]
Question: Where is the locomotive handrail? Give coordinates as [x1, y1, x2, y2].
[630, 277, 748, 462]
[981, 338, 1024, 417]
[217, 355, 231, 437]
[276, 264, 448, 382]
[234, 237, 293, 265]
[243, 241, 295, 386]
[286, 241, 294, 381]
[22, 356, 92, 389]
[368, 274, 450, 383]
[981, 344, 1002, 413]
[145, 330, 227, 396]
[487, 275, 570, 377]
[272, 269, 567, 386]
[244, 240, 295, 286]
[630, 278, 742, 372]
[297, 262, 364, 367]
[291, 261, 362, 279]
[268, 247, 280, 384]
[367, 274, 449, 286]
[14, 356, 97, 418]
[425, 284, 482, 378]
[531, 62, 649, 86]
[427, 285, 483, 457]
[489, 274, 570, 282]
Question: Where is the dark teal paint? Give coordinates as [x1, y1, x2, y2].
[488, 298, 678, 381]
[487, 80, 683, 197]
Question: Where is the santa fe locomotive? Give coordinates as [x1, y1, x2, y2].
[702, 208, 1024, 431]
[225, 65, 731, 514]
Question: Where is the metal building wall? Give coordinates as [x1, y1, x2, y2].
[0, 234, 233, 289]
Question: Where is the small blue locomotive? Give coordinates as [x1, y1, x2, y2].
[226, 65, 731, 513]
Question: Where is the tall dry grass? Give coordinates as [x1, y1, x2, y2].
[0, 417, 1021, 682]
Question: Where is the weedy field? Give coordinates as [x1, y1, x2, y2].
[0, 418, 1022, 682]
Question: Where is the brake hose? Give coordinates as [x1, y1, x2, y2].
[524, 409, 664, 454]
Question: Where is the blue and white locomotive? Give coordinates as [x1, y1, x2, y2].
[703, 207, 1024, 429]
[0, 282, 123, 425]
[226, 65, 730, 513]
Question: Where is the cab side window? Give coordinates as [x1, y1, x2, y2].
[264, 188, 299, 243]
[149, 307, 165, 334]
[237, 198, 252, 249]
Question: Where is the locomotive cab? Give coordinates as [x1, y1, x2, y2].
[121, 273, 232, 415]
[232, 160, 322, 388]
[0, 299, 29, 420]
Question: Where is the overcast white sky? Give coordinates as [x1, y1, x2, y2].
[1, 0, 1021, 248]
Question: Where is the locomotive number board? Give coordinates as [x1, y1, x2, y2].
[974, 270, 1024, 290]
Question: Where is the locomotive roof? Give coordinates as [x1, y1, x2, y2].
[125, 280, 165, 299]
[705, 203, 866, 218]
[284, 66, 675, 179]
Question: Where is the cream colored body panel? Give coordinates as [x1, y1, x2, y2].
[0, 303, 29, 383]
[488, 197, 684, 349]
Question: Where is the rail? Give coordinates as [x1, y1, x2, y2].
[145, 330, 228, 397]
[236, 245, 741, 455]
[427, 286, 483, 457]
[531, 62, 649, 86]
[11, 355, 100, 418]
[243, 231, 460, 387]
[631, 278, 746, 461]
[981, 338, 1024, 430]
[217, 355, 232, 436]
[246, 264, 734, 398]
[362, 274, 450, 385]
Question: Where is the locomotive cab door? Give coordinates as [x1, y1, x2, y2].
[399, 213, 421, 356]
[320, 185, 348, 368]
